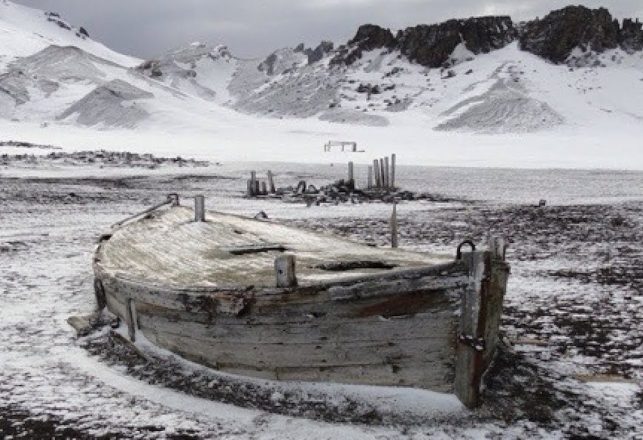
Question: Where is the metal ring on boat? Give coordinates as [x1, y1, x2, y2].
[94, 278, 106, 311]
[456, 240, 476, 260]
[167, 193, 180, 206]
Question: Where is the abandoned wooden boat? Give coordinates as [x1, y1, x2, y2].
[86, 194, 509, 408]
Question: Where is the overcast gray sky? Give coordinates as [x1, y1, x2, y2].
[14, 0, 643, 59]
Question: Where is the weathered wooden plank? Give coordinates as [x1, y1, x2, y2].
[454, 250, 485, 408]
[97, 206, 450, 289]
[454, 246, 508, 408]
[144, 329, 454, 389]
[136, 308, 457, 344]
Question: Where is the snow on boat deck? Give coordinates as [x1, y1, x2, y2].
[99, 206, 450, 288]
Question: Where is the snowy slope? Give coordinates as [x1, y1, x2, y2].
[136, 42, 238, 104]
[0, 0, 139, 68]
[0, 0, 642, 170]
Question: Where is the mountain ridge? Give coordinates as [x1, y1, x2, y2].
[1, 1, 642, 135]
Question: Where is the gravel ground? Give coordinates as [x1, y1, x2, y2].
[0, 163, 641, 439]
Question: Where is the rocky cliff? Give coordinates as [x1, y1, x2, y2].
[332, 5, 642, 68]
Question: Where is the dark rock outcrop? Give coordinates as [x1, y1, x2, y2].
[397, 16, 515, 67]
[258, 53, 277, 75]
[331, 24, 395, 65]
[619, 18, 643, 53]
[305, 41, 334, 64]
[329, 5, 642, 69]
[519, 6, 620, 63]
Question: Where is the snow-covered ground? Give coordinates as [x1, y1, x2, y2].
[0, 157, 641, 439]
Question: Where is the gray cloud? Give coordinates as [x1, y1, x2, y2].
[13, 0, 643, 59]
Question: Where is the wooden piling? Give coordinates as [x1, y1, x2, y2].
[261, 181, 268, 195]
[373, 160, 381, 188]
[348, 161, 354, 186]
[379, 159, 386, 189]
[391, 154, 396, 190]
[194, 195, 205, 222]
[250, 171, 257, 197]
[267, 171, 276, 194]
[275, 254, 298, 288]
[390, 202, 398, 248]
[367, 166, 373, 189]
[384, 156, 390, 189]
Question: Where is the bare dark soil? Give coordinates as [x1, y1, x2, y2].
[1, 171, 641, 439]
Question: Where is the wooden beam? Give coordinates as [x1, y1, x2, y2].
[455, 246, 509, 408]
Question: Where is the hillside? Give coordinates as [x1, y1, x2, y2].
[0, 1, 642, 169]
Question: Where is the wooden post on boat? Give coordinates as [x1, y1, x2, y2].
[126, 298, 136, 342]
[194, 195, 205, 222]
[373, 160, 381, 188]
[348, 161, 354, 187]
[267, 171, 276, 194]
[168, 193, 180, 206]
[390, 202, 398, 248]
[275, 254, 298, 288]
[367, 166, 373, 189]
[455, 238, 510, 408]
[391, 154, 396, 190]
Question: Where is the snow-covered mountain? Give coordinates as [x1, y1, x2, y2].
[1, 1, 642, 133]
[0, 0, 642, 169]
